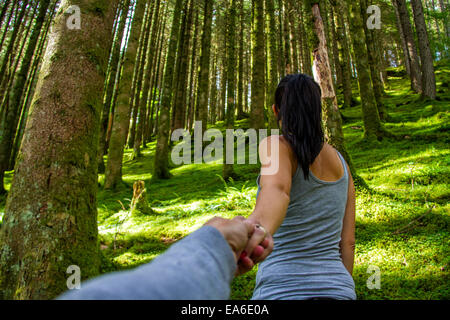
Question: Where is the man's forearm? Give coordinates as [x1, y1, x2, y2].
[58, 226, 237, 300]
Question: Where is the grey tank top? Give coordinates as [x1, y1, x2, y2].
[252, 151, 356, 300]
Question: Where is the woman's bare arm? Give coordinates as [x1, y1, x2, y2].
[249, 136, 295, 238]
[340, 163, 356, 275]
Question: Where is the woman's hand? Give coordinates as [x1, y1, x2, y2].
[236, 218, 274, 276]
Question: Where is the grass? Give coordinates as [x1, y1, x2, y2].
[0, 61, 449, 300]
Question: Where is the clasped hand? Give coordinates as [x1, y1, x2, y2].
[205, 216, 274, 276]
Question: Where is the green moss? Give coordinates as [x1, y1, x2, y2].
[1, 62, 448, 300]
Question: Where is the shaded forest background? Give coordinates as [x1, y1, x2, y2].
[0, 0, 448, 299]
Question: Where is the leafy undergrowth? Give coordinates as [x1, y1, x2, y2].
[0, 61, 448, 300]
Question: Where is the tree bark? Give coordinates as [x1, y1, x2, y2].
[97, 0, 131, 172]
[393, 0, 423, 93]
[223, 0, 237, 180]
[195, 0, 214, 128]
[0, 0, 119, 299]
[250, 0, 266, 130]
[153, 0, 184, 179]
[410, 0, 437, 99]
[348, 0, 385, 140]
[266, 0, 278, 129]
[105, 0, 146, 189]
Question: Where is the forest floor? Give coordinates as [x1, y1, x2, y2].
[1, 62, 449, 299]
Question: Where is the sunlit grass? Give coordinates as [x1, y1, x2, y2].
[0, 62, 448, 300]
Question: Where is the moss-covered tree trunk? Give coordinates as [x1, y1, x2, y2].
[0, 0, 119, 299]
[133, 0, 161, 158]
[393, 0, 422, 93]
[410, 0, 437, 100]
[250, 0, 266, 130]
[105, 0, 146, 189]
[97, 0, 131, 172]
[361, 0, 386, 120]
[392, 0, 411, 76]
[331, 0, 353, 108]
[348, 0, 385, 141]
[329, 7, 342, 89]
[153, 0, 184, 179]
[306, 0, 362, 186]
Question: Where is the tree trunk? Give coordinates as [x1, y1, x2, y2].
[250, 0, 266, 130]
[127, 1, 154, 149]
[195, 0, 214, 128]
[393, 0, 423, 93]
[171, 0, 192, 132]
[223, 0, 237, 180]
[410, 0, 437, 99]
[332, 0, 353, 108]
[348, 0, 385, 140]
[0, 0, 119, 299]
[134, 0, 161, 158]
[282, 1, 291, 74]
[237, 0, 246, 120]
[153, 0, 184, 179]
[392, 0, 411, 76]
[361, 0, 386, 120]
[266, 0, 278, 129]
[287, 0, 299, 73]
[306, 1, 354, 172]
[97, 0, 131, 172]
[105, 0, 146, 189]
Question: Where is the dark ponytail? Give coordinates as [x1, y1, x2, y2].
[274, 74, 324, 180]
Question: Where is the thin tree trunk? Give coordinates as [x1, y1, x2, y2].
[348, 0, 386, 140]
[153, 0, 184, 179]
[127, 1, 154, 148]
[105, 0, 146, 189]
[266, 0, 278, 129]
[237, 0, 246, 120]
[195, 0, 214, 128]
[223, 0, 237, 180]
[411, 0, 437, 99]
[393, 0, 423, 93]
[250, 0, 266, 130]
[97, 0, 131, 172]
